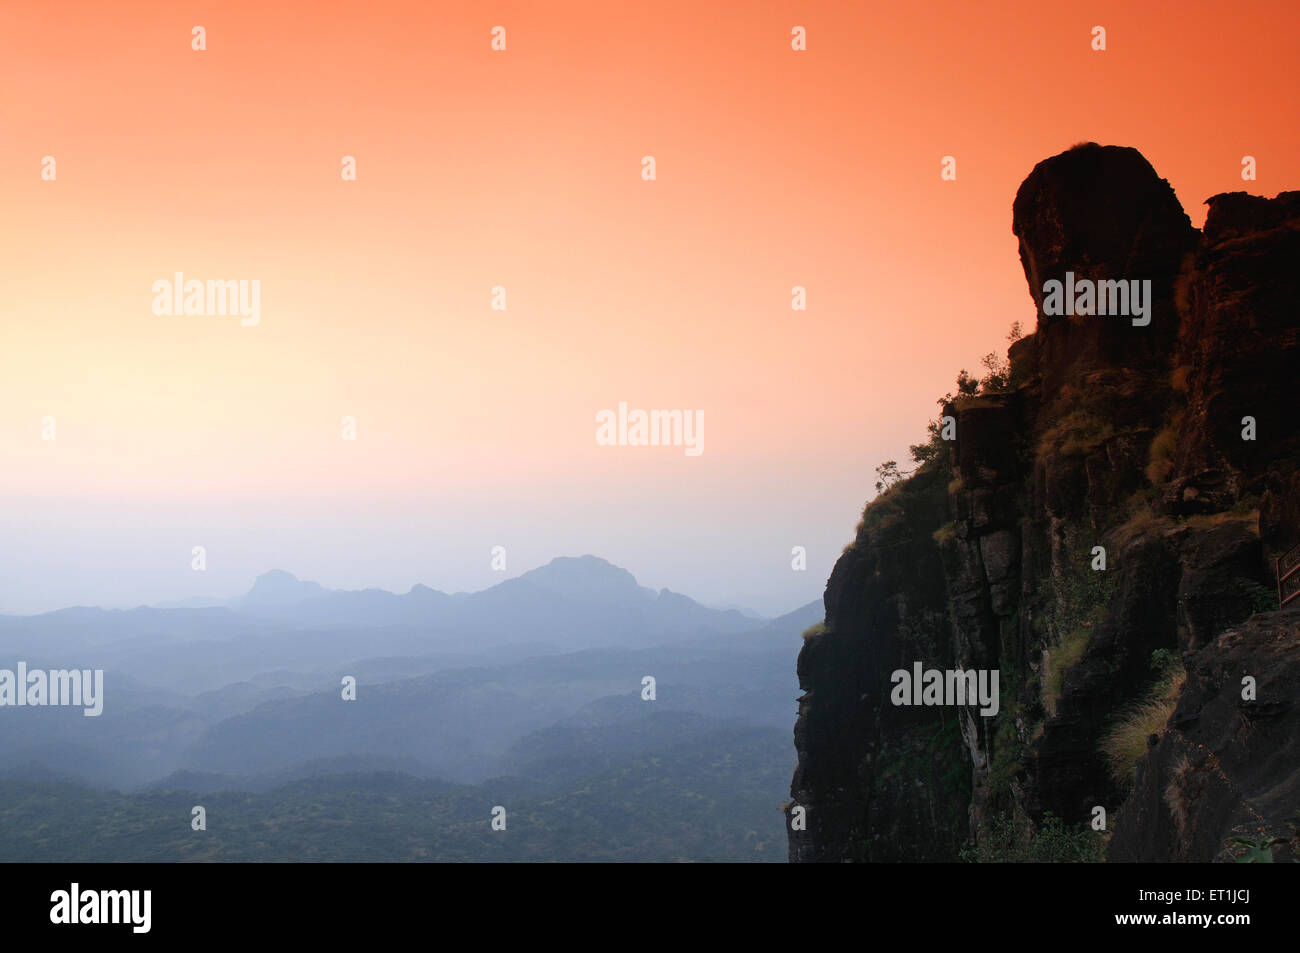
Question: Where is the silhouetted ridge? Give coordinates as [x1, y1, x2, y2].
[789, 144, 1300, 863]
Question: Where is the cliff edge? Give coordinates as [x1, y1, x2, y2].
[789, 143, 1300, 862]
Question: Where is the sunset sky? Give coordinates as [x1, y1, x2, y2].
[1, 0, 1297, 614]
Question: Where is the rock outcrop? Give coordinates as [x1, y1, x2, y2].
[789, 144, 1300, 863]
[1109, 609, 1300, 862]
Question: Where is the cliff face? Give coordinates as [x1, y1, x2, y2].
[789, 144, 1300, 863]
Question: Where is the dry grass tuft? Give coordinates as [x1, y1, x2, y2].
[1101, 662, 1187, 788]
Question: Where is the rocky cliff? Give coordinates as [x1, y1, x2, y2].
[788, 143, 1300, 863]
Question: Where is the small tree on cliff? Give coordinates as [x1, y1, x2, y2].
[910, 418, 947, 467]
[874, 460, 905, 494]
[978, 351, 1010, 393]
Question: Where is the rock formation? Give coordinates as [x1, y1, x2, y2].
[789, 143, 1300, 863]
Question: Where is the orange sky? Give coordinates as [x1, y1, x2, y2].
[1, 0, 1297, 613]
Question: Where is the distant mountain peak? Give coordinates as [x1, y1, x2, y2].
[241, 570, 329, 607]
[142, 556, 752, 637]
[517, 556, 650, 603]
[526, 554, 629, 575]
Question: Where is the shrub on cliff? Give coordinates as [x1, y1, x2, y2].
[960, 811, 1104, 863]
[1100, 649, 1187, 788]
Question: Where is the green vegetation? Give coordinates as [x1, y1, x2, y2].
[1100, 649, 1187, 788]
[1112, 487, 1261, 545]
[874, 460, 906, 494]
[1034, 370, 1160, 462]
[872, 715, 972, 849]
[1112, 502, 1264, 585]
[1233, 577, 1278, 614]
[908, 323, 1024, 469]
[1112, 497, 1172, 546]
[986, 700, 1023, 803]
[800, 622, 826, 641]
[0, 725, 795, 862]
[1184, 505, 1260, 531]
[1227, 835, 1287, 863]
[1145, 424, 1178, 484]
[908, 418, 947, 467]
[1039, 408, 1116, 458]
[854, 457, 955, 544]
[855, 488, 908, 538]
[932, 521, 958, 545]
[961, 811, 1105, 863]
[1226, 813, 1300, 862]
[1040, 559, 1113, 718]
[1042, 626, 1092, 718]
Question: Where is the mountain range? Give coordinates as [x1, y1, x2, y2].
[0, 555, 818, 860]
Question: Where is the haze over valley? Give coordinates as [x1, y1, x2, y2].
[0, 556, 817, 861]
